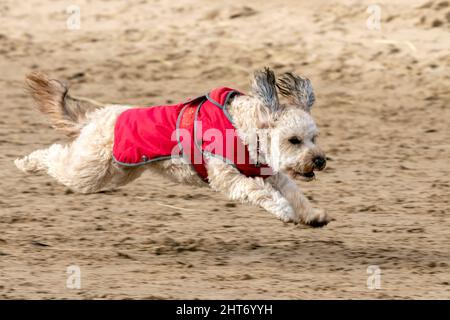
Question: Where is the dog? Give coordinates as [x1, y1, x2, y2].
[15, 68, 332, 227]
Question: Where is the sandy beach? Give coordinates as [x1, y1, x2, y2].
[0, 0, 449, 299]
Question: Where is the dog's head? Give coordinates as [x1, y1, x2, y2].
[251, 68, 326, 181]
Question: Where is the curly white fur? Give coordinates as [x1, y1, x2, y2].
[15, 69, 332, 227]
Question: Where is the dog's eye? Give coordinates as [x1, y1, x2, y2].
[288, 137, 302, 145]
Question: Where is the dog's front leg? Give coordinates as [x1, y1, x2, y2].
[267, 172, 332, 227]
[206, 158, 297, 223]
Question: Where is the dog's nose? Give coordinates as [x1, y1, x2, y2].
[313, 156, 326, 170]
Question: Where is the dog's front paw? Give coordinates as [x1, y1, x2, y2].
[266, 197, 298, 223]
[277, 204, 298, 224]
[303, 209, 332, 228]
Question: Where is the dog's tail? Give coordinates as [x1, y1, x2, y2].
[25, 72, 104, 138]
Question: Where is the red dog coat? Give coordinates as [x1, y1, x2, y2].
[113, 87, 272, 181]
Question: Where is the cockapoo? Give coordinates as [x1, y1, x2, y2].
[15, 68, 332, 227]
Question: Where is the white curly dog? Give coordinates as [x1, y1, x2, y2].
[15, 68, 332, 227]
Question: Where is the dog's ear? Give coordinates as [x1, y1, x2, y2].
[276, 72, 315, 112]
[251, 67, 280, 113]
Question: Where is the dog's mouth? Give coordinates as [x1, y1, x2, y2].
[288, 169, 316, 181]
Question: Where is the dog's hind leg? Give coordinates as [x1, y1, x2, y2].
[15, 141, 112, 193]
[16, 105, 129, 193]
[46, 142, 113, 193]
[15, 148, 50, 174]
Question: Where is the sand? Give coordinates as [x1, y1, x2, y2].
[0, 0, 449, 299]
